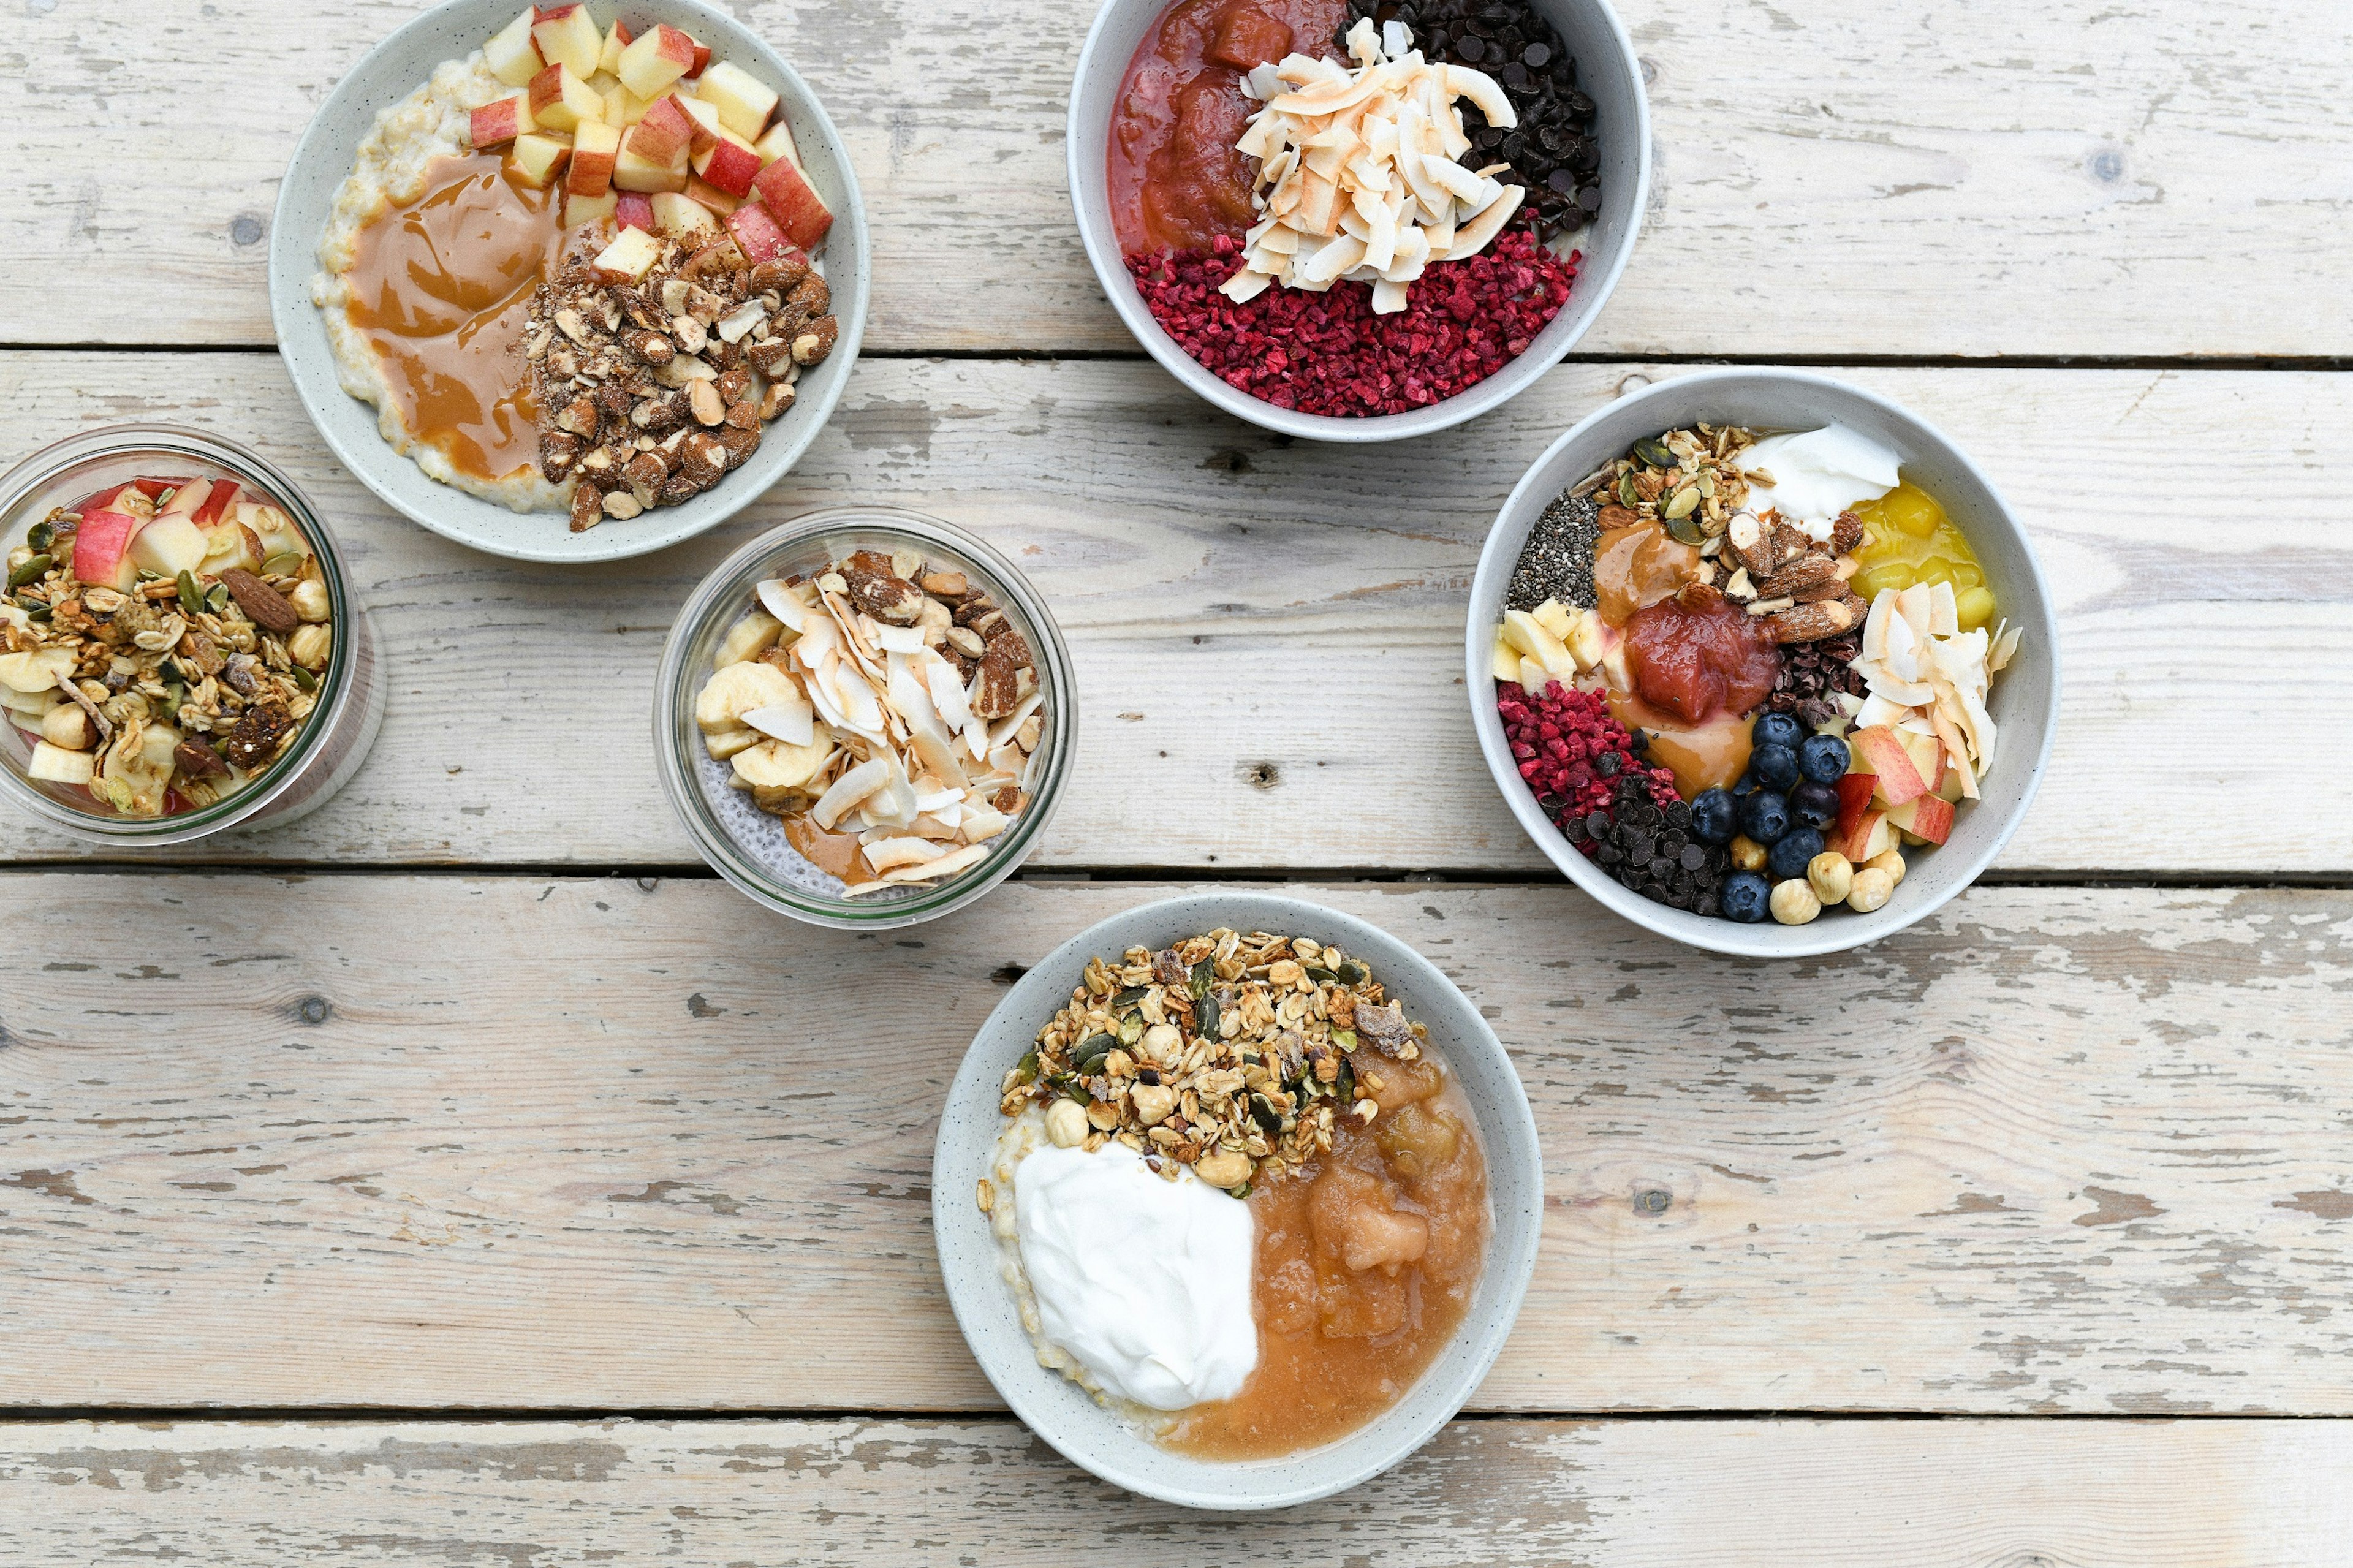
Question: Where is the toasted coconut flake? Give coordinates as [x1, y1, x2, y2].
[811, 757, 890, 831]
[742, 698, 814, 747]
[881, 841, 991, 883]
[865, 836, 947, 872]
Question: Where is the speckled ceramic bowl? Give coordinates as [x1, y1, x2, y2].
[931, 892, 1543, 1510]
[1466, 368, 2062, 958]
[1067, 0, 1648, 443]
[268, 0, 868, 563]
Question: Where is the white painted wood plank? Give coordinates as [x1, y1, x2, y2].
[1, 1417, 2346, 1564]
[3, 0, 2347, 356]
[0, 354, 2344, 874]
[7, 877, 2353, 1415]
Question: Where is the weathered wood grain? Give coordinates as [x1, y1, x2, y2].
[4, 1415, 2345, 1564]
[3, 0, 2347, 357]
[2, 354, 2347, 874]
[7, 876, 2353, 1415]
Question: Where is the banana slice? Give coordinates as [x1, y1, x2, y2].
[694, 660, 798, 735]
[703, 725, 761, 760]
[714, 611, 785, 669]
[731, 729, 835, 792]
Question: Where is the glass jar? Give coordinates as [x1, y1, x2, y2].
[656, 506, 1074, 928]
[0, 425, 384, 845]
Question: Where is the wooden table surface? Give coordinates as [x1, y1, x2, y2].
[4, 0, 2351, 1561]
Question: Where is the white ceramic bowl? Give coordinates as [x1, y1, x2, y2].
[1466, 368, 2063, 957]
[931, 892, 1544, 1510]
[1067, 0, 1649, 444]
[267, 0, 868, 563]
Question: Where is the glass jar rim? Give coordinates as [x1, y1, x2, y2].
[653, 504, 1076, 928]
[0, 423, 363, 841]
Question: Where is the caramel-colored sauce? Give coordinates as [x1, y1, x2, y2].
[342, 153, 567, 482]
[784, 813, 877, 885]
[1593, 519, 1699, 627]
[1165, 1067, 1487, 1460]
[1607, 691, 1756, 797]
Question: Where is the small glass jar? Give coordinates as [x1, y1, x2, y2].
[656, 506, 1075, 928]
[0, 425, 384, 845]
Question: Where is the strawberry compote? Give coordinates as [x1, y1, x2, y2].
[1622, 591, 1782, 726]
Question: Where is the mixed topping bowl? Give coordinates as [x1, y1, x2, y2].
[1491, 421, 2025, 926]
[311, 4, 839, 529]
[1, 472, 336, 819]
[983, 929, 1490, 1457]
[1110, 1, 1593, 417]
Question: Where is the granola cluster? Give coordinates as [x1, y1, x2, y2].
[1001, 930, 1428, 1194]
[528, 230, 839, 532]
[2, 491, 331, 817]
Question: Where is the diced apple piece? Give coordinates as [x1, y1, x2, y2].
[673, 93, 722, 155]
[508, 132, 573, 189]
[1837, 808, 1887, 864]
[128, 515, 208, 577]
[69, 507, 142, 591]
[124, 480, 173, 502]
[684, 235, 748, 277]
[1834, 771, 1878, 847]
[528, 63, 602, 134]
[235, 502, 306, 562]
[1887, 792, 1955, 847]
[749, 155, 832, 249]
[529, 2, 602, 77]
[626, 93, 695, 162]
[28, 741, 94, 786]
[198, 520, 263, 577]
[593, 225, 665, 281]
[1850, 724, 1927, 806]
[692, 128, 763, 197]
[189, 479, 240, 528]
[485, 7, 544, 87]
[683, 175, 742, 217]
[688, 40, 711, 77]
[616, 23, 696, 98]
[696, 60, 779, 138]
[157, 477, 210, 518]
[1895, 726, 1945, 795]
[567, 118, 621, 196]
[612, 140, 688, 193]
[468, 91, 536, 149]
[564, 190, 620, 229]
[650, 191, 718, 238]
[753, 119, 798, 168]
[725, 200, 792, 263]
[615, 193, 655, 233]
[598, 18, 634, 75]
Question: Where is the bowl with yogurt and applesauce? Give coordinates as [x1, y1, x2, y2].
[932, 892, 1542, 1509]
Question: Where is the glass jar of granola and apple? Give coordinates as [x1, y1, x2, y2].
[0, 425, 383, 845]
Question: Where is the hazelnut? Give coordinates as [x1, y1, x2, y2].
[1192, 1149, 1254, 1189]
[1806, 851, 1854, 906]
[1128, 1083, 1178, 1126]
[1847, 866, 1895, 914]
[1139, 1022, 1182, 1065]
[288, 579, 330, 623]
[1770, 879, 1821, 925]
[1867, 848, 1908, 888]
[287, 623, 330, 670]
[1730, 834, 1767, 873]
[40, 703, 89, 750]
[1043, 1098, 1089, 1149]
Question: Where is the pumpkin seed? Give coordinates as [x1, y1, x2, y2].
[1336, 960, 1367, 984]
[175, 570, 202, 608]
[8, 553, 50, 590]
[1664, 486, 1700, 520]
[1189, 958, 1213, 999]
[1617, 472, 1639, 507]
[1305, 966, 1338, 983]
[1194, 994, 1220, 1042]
[1632, 436, 1677, 468]
[290, 665, 317, 692]
[1116, 1015, 1144, 1046]
[1664, 512, 1707, 546]
[1011, 1048, 1039, 1085]
[26, 521, 53, 552]
[207, 585, 230, 613]
[18, 599, 50, 621]
[1112, 985, 1149, 1008]
[1332, 1058, 1356, 1105]
[159, 681, 185, 721]
[1074, 1032, 1114, 1061]
[1332, 1028, 1357, 1050]
[262, 552, 304, 577]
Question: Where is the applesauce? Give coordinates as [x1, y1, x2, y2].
[1167, 1061, 1488, 1459]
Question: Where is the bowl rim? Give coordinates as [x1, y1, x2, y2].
[265, 0, 870, 564]
[1064, 0, 1651, 444]
[1463, 366, 2064, 957]
[651, 504, 1076, 930]
[930, 890, 1545, 1510]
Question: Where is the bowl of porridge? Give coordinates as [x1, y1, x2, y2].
[933, 893, 1544, 1509]
[268, 0, 868, 563]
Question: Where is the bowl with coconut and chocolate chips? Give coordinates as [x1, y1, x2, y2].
[654, 506, 1075, 928]
[1466, 369, 2061, 957]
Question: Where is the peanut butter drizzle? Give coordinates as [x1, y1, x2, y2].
[1593, 519, 1700, 627]
[1606, 691, 1755, 797]
[784, 813, 877, 885]
[341, 153, 567, 483]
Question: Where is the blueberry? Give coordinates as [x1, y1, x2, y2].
[1798, 733, 1849, 784]
[1688, 789, 1736, 845]
[1751, 743, 1800, 791]
[1766, 827, 1824, 882]
[1752, 712, 1803, 752]
[1720, 872, 1771, 923]
[1790, 779, 1841, 831]
[1737, 789, 1791, 845]
[1731, 771, 1757, 796]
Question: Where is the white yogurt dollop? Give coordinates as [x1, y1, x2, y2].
[1012, 1140, 1257, 1409]
[1735, 424, 1903, 538]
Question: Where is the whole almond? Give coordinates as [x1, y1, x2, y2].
[218, 570, 300, 635]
